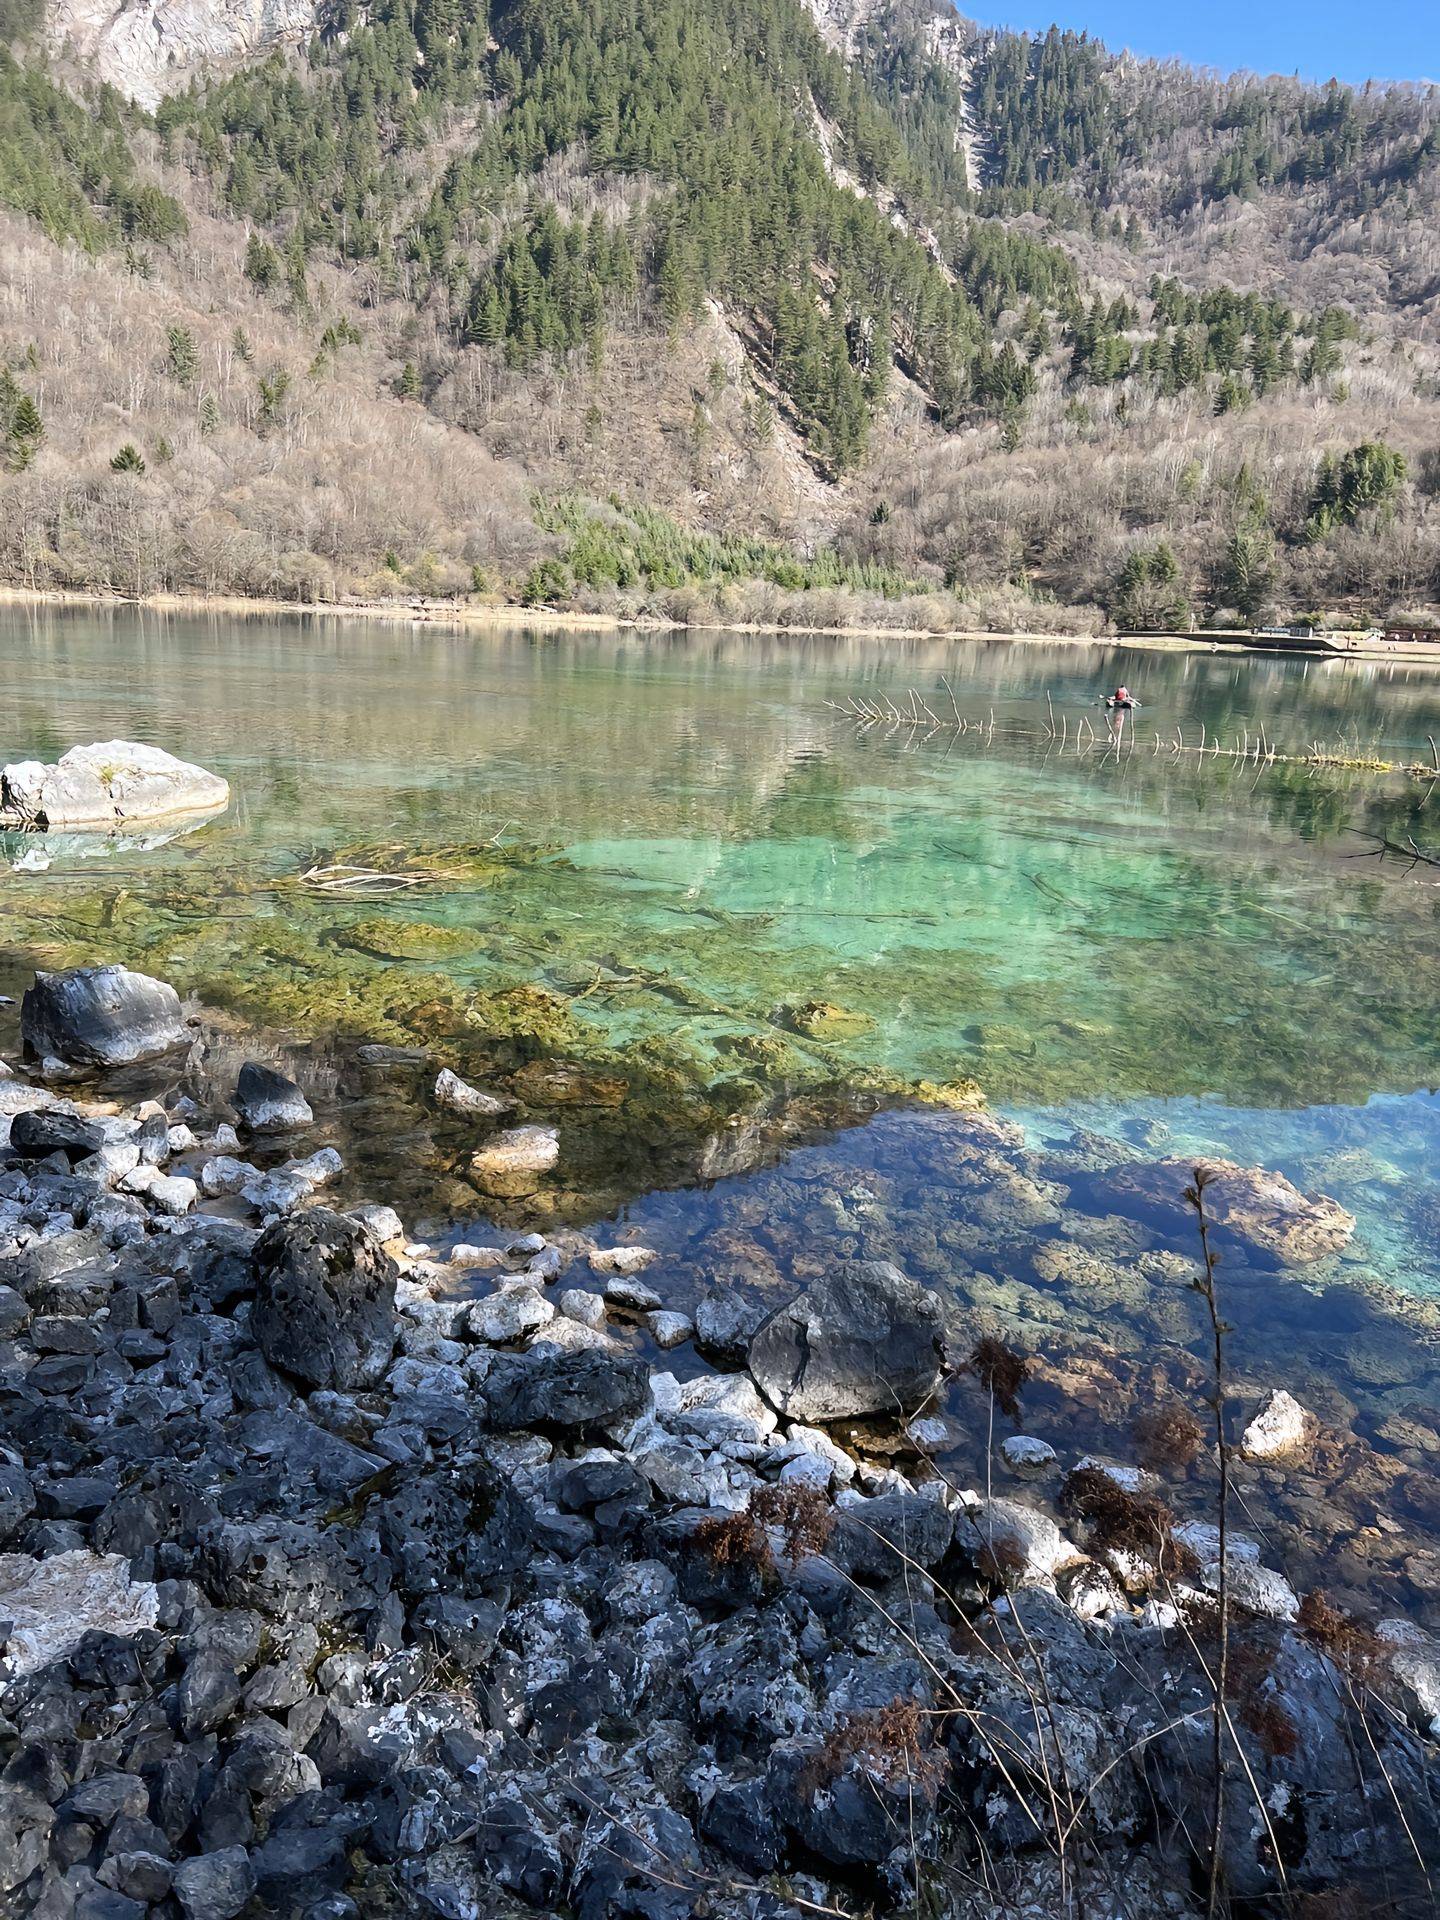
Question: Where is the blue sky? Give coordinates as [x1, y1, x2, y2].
[978, 0, 1440, 85]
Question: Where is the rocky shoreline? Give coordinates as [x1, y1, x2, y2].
[1, 966, 1438, 1919]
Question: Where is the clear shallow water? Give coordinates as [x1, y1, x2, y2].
[4, 606, 1440, 1615]
[3, 607, 1438, 1103]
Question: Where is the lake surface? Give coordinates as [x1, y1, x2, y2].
[3, 605, 1440, 1617]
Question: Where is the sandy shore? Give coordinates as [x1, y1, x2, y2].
[1, 582, 1435, 664]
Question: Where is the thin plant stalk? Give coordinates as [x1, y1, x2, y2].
[1185, 1164, 1230, 1920]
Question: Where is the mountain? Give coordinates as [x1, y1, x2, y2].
[0, 0, 1436, 630]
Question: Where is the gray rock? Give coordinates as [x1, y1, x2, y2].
[200, 1156, 257, 1197]
[829, 1490, 953, 1577]
[146, 1173, 198, 1215]
[469, 1285, 554, 1345]
[1, 741, 227, 830]
[955, 1496, 1084, 1586]
[693, 1289, 765, 1365]
[99, 1853, 173, 1902]
[233, 1061, 313, 1133]
[0, 1465, 36, 1543]
[8, 1108, 108, 1161]
[196, 1518, 387, 1622]
[647, 1310, 693, 1349]
[558, 1287, 605, 1328]
[482, 1348, 649, 1431]
[351, 1202, 405, 1245]
[251, 1208, 398, 1390]
[172, 1846, 255, 1920]
[21, 967, 187, 1069]
[434, 1068, 512, 1117]
[746, 1260, 946, 1422]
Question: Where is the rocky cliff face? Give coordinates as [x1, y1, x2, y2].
[47, 0, 319, 105]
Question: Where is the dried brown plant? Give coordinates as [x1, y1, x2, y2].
[804, 1701, 948, 1792]
[750, 1483, 835, 1564]
[1058, 1466, 1199, 1579]
[1297, 1590, 1385, 1685]
[1225, 1640, 1298, 1759]
[970, 1336, 1029, 1420]
[1132, 1401, 1206, 1473]
[975, 1533, 1028, 1590]
[690, 1508, 773, 1574]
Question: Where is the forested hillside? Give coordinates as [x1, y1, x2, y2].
[0, 0, 1436, 630]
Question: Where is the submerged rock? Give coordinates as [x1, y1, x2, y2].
[783, 999, 874, 1040]
[1088, 1156, 1355, 1266]
[746, 1259, 946, 1422]
[233, 1060, 313, 1133]
[468, 1124, 560, 1196]
[251, 1206, 398, 1390]
[21, 964, 188, 1069]
[0, 740, 228, 830]
[1240, 1387, 1312, 1461]
[434, 1067, 512, 1117]
[1002, 1434, 1058, 1478]
[340, 917, 485, 961]
[1378, 1620, 1440, 1736]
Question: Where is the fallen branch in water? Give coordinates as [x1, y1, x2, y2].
[825, 693, 1440, 785]
[295, 863, 432, 894]
[1343, 830, 1440, 870]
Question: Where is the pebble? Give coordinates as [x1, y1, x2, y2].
[1240, 1387, 1311, 1461]
[605, 1275, 663, 1312]
[647, 1310, 693, 1349]
[559, 1289, 606, 1328]
[1001, 1434, 1058, 1476]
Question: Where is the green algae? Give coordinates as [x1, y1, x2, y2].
[337, 917, 489, 962]
[784, 999, 875, 1040]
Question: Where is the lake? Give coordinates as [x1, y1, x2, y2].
[3, 605, 1439, 1617]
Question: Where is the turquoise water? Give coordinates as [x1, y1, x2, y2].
[5, 606, 1440, 1615]
[3, 608, 1437, 1112]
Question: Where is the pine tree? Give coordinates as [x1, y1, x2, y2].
[1110, 543, 1190, 631]
[244, 234, 281, 290]
[110, 442, 146, 474]
[166, 325, 197, 384]
[1221, 527, 1276, 623]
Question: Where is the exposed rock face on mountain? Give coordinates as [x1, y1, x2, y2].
[47, 0, 318, 105]
[0, 742, 228, 832]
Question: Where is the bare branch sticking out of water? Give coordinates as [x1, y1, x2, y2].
[1344, 830, 1440, 871]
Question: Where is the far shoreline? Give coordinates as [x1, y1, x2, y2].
[2, 582, 1437, 667]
